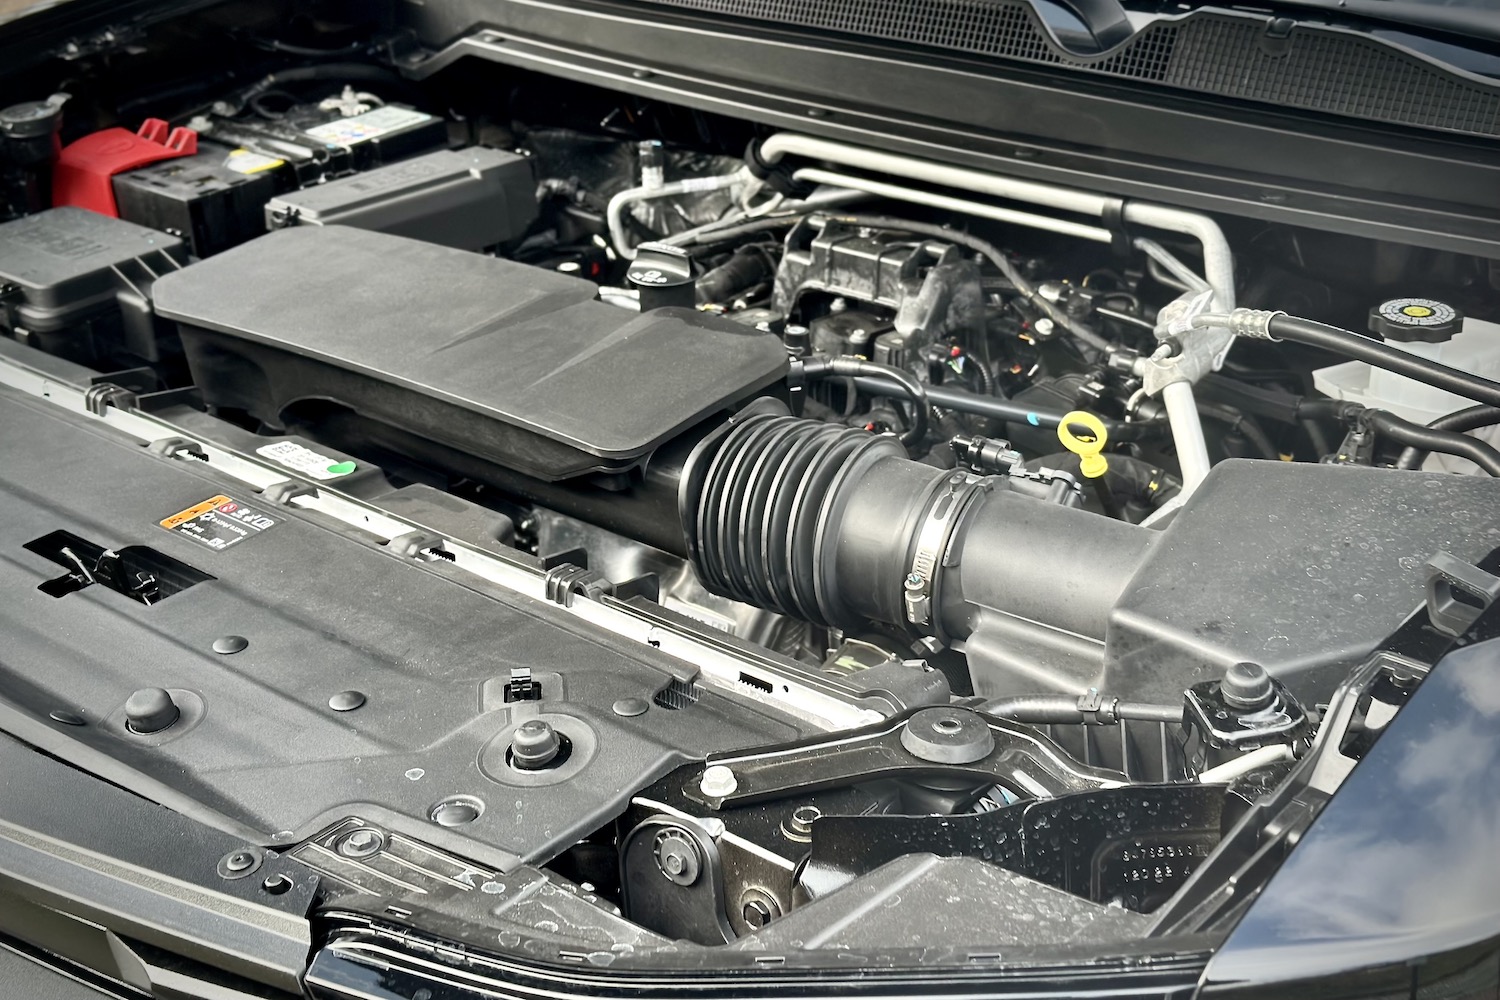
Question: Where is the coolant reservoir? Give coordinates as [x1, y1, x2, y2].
[1313, 298, 1500, 473]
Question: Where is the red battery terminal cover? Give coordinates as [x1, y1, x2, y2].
[53, 118, 198, 216]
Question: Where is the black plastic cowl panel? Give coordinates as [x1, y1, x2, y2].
[615, 0, 1500, 139]
[152, 226, 789, 481]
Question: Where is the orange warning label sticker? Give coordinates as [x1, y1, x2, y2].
[159, 495, 278, 551]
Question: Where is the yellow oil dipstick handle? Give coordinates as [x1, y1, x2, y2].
[1057, 411, 1124, 519]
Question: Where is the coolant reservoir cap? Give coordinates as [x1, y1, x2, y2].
[1369, 298, 1463, 344]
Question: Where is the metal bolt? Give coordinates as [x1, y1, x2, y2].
[261, 874, 294, 895]
[700, 764, 738, 797]
[337, 828, 385, 859]
[739, 889, 782, 929]
[905, 573, 924, 588]
[782, 804, 822, 843]
[218, 848, 263, 879]
[742, 899, 774, 929]
[653, 829, 702, 886]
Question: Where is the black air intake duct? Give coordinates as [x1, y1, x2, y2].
[679, 402, 1153, 641]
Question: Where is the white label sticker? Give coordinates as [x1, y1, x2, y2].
[256, 441, 356, 481]
[304, 106, 432, 145]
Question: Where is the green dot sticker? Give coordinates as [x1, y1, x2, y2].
[256, 441, 358, 481]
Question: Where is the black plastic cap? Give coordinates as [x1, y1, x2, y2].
[1221, 662, 1274, 711]
[125, 687, 180, 734]
[1369, 298, 1464, 344]
[511, 719, 561, 770]
[0, 95, 67, 140]
[627, 241, 696, 311]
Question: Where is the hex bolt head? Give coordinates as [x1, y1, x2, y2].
[742, 898, 774, 929]
[782, 804, 822, 842]
[652, 829, 702, 886]
[337, 828, 385, 859]
[700, 764, 738, 798]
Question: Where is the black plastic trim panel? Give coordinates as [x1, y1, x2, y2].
[399, 1, 1500, 259]
[613, 0, 1500, 139]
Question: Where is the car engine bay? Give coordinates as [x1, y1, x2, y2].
[2, 0, 1500, 972]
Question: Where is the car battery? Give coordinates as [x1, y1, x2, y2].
[112, 103, 447, 257]
[112, 143, 282, 258]
[264, 147, 538, 251]
[206, 103, 447, 185]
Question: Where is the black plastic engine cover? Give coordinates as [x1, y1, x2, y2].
[152, 226, 788, 481]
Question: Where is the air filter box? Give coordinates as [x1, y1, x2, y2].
[152, 226, 788, 480]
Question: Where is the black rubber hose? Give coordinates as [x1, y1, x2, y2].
[965, 357, 1003, 436]
[1396, 405, 1500, 470]
[227, 64, 400, 113]
[1198, 373, 1302, 425]
[253, 37, 372, 58]
[1266, 315, 1500, 409]
[979, 694, 1183, 725]
[695, 244, 776, 305]
[1197, 400, 1280, 460]
[850, 376, 1151, 442]
[1302, 418, 1333, 461]
[1429, 404, 1500, 433]
[803, 357, 930, 447]
[1364, 409, 1500, 476]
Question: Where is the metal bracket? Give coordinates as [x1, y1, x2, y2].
[1146, 289, 1233, 393]
[689, 706, 1124, 811]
